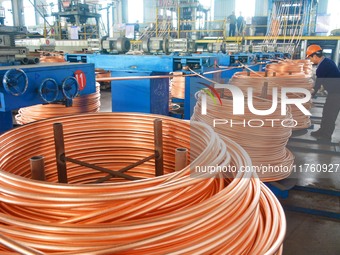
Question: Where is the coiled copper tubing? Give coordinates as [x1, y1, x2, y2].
[0, 113, 285, 254]
[229, 70, 313, 130]
[15, 84, 101, 124]
[192, 92, 294, 182]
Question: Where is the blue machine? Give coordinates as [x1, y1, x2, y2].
[65, 50, 268, 119]
[0, 62, 96, 133]
[65, 53, 224, 119]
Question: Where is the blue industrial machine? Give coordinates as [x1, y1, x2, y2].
[0, 25, 96, 133]
[65, 36, 281, 119]
[66, 52, 220, 119]
[0, 63, 96, 133]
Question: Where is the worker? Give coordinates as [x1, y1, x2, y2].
[306, 44, 340, 140]
[236, 12, 245, 36]
[227, 11, 236, 37]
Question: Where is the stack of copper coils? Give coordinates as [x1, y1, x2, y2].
[15, 83, 101, 124]
[229, 70, 313, 130]
[0, 113, 285, 254]
[192, 91, 294, 182]
[290, 59, 313, 76]
[266, 59, 313, 76]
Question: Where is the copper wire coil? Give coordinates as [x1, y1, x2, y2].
[229, 71, 313, 130]
[15, 84, 101, 125]
[192, 93, 294, 182]
[0, 113, 285, 254]
[288, 59, 313, 76]
[230, 71, 314, 91]
[266, 62, 304, 75]
[266, 59, 313, 77]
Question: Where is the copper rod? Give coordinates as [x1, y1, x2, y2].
[154, 118, 164, 176]
[53, 122, 68, 183]
[30, 156, 46, 181]
[175, 148, 188, 171]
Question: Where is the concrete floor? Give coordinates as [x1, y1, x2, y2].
[281, 95, 340, 255]
[100, 89, 340, 255]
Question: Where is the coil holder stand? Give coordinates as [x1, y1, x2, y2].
[49, 120, 164, 184]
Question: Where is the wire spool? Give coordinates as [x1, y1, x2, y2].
[229, 71, 313, 130]
[15, 83, 101, 124]
[192, 92, 294, 182]
[0, 113, 285, 255]
[171, 71, 185, 99]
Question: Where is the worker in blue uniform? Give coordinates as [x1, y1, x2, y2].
[227, 11, 236, 37]
[306, 44, 340, 140]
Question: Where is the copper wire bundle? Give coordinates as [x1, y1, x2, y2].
[192, 92, 294, 182]
[266, 62, 304, 75]
[266, 60, 313, 77]
[289, 59, 313, 76]
[229, 71, 313, 129]
[0, 113, 286, 254]
[170, 71, 185, 99]
[15, 84, 101, 124]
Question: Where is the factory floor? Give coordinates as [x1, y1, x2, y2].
[100, 89, 339, 255]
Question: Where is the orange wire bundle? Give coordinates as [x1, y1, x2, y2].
[289, 59, 313, 76]
[0, 113, 285, 255]
[266, 59, 313, 76]
[15, 84, 101, 124]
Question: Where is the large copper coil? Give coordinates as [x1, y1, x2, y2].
[229, 71, 313, 130]
[192, 92, 294, 182]
[15, 84, 101, 124]
[0, 113, 285, 254]
[170, 71, 185, 99]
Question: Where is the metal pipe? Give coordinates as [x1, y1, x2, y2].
[53, 123, 68, 183]
[28, 57, 40, 64]
[30, 156, 46, 181]
[154, 118, 164, 176]
[19, 57, 29, 65]
[175, 148, 187, 171]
